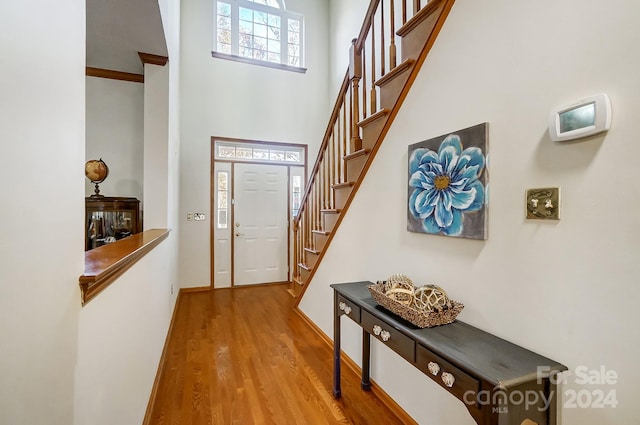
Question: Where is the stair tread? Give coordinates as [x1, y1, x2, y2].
[376, 58, 415, 87]
[332, 181, 355, 189]
[311, 229, 330, 236]
[304, 247, 320, 255]
[298, 263, 312, 271]
[344, 148, 370, 161]
[357, 109, 390, 128]
[320, 208, 341, 214]
[397, 0, 443, 37]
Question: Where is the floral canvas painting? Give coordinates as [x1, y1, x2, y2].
[407, 123, 488, 240]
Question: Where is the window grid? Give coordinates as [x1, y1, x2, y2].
[215, 143, 303, 165]
[214, 0, 304, 69]
[217, 171, 229, 229]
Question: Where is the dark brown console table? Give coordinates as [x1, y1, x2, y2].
[331, 281, 567, 425]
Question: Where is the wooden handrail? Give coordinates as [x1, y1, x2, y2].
[292, 0, 454, 300]
[293, 72, 350, 223]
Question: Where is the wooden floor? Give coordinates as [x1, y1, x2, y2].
[146, 284, 408, 425]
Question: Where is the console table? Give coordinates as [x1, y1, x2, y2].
[331, 281, 567, 425]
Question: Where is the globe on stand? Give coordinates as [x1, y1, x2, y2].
[85, 158, 109, 197]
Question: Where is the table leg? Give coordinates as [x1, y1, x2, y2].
[361, 329, 371, 391]
[333, 291, 342, 399]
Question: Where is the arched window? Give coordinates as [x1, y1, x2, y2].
[214, 0, 305, 71]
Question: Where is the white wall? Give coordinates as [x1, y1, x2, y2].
[302, 1, 640, 424]
[74, 239, 175, 425]
[143, 64, 170, 228]
[328, 0, 369, 93]
[74, 1, 182, 424]
[85, 77, 144, 201]
[0, 1, 85, 424]
[178, 0, 330, 287]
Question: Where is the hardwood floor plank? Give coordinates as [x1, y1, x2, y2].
[147, 284, 410, 424]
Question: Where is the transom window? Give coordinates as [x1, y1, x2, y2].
[214, 0, 304, 71]
[214, 140, 305, 165]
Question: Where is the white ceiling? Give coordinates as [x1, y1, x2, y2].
[86, 0, 168, 74]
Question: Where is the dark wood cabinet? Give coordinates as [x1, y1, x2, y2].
[332, 281, 568, 425]
[85, 197, 141, 251]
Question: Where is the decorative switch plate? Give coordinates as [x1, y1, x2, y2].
[526, 187, 560, 220]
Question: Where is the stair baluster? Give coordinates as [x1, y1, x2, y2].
[290, 0, 455, 301]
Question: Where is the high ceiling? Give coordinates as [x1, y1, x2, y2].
[86, 0, 168, 74]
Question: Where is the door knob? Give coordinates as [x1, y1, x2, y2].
[235, 232, 244, 237]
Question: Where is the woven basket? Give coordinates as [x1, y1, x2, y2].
[368, 283, 463, 328]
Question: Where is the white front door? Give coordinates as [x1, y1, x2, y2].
[233, 163, 289, 285]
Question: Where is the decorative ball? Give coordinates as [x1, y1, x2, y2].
[383, 274, 415, 306]
[414, 284, 451, 312]
[85, 159, 109, 183]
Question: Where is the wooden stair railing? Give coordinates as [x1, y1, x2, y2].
[291, 0, 456, 302]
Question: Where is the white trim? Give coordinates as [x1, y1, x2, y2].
[213, 0, 304, 69]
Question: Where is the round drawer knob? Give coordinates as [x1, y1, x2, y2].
[338, 302, 352, 314]
[427, 361, 440, 376]
[441, 372, 455, 388]
[380, 330, 391, 342]
[373, 325, 382, 335]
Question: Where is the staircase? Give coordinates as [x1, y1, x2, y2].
[290, 0, 456, 302]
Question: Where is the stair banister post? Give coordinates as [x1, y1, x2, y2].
[349, 39, 363, 152]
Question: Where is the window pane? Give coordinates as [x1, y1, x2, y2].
[268, 39, 280, 53]
[288, 30, 299, 44]
[249, 0, 281, 7]
[218, 210, 228, 229]
[239, 7, 253, 21]
[253, 46, 266, 60]
[239, 19, 252, 36]
[218, 16, 231, 30]
[291, 175, 302, 216]
[253, 148, 269, 159]
[267, 52, 280, 63]
[218, 28, 231, 44]
[218, 146, 235, 158]
[285, 151, 300, 162]
[268, 14, 280, 27]
[288, 19, 300, 33]
[255, 11, 267, 24]
[218, 191, 228, 209]
[217, 2, 231, 17]
[236, 147, 253, 158]
[269, 150, 285, 161]
[254, 23, 267, 38]
[217, 171, 228, 190]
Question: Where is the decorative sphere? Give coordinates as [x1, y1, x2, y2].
[414, 284, 451, 312]
[85, 159, 109, 183]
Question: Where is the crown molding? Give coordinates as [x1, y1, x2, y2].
[138, 52, 169, 66]
[85, 67, 144, 83]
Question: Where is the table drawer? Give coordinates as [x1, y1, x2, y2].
[416, 344, 480, 403]
[361, 310, 415, 362]
[337, 294, 361, 322]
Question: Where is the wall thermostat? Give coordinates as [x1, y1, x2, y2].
[549, 93, 611, 142]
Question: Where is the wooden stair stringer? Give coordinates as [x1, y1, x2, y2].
[293, 0, 457, 307]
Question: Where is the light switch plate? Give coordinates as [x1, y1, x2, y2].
[526, 187, 560, 220]
[186, 212, 193, 221]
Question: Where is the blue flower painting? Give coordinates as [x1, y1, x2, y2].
[407, 123, 488, 240]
